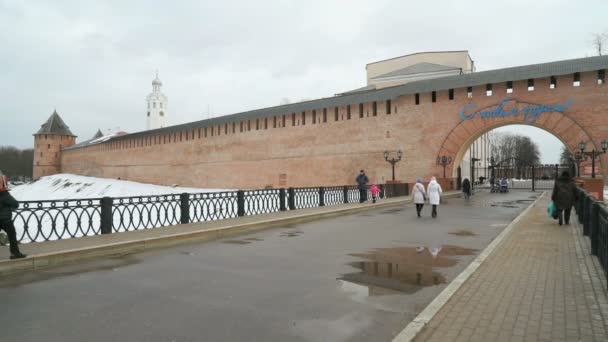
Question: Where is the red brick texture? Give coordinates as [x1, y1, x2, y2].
[48, 71, 608, 189]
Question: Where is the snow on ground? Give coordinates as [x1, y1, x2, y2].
[11, 174, 228, 201]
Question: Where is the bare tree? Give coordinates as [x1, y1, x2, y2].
[0, 146, 34, 180]
[592, 32, 608, 56]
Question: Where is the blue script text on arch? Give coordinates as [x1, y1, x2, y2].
[459, 98, 573, 123]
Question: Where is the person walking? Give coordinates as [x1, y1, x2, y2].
[0, 176, 27, 259]
[462, 177, 471, 200]
[356, 170, 369, 203]
[412, 178, 426, 217]
[427, 176, 443, 218]
[370, 183, 380, 203]
[551, 171, 577, 225]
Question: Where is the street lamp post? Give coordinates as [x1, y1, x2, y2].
[436, 155, 453, 178]
[384, 150, 403, 181]
[471, 156, 480, 191]
[578, 140, 608, 178]
[574, 151, 586, 178]
[488, 156, 498, 192]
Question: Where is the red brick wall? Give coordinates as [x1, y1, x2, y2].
[58, 70, 608, 189]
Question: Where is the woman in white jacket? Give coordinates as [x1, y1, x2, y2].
[427, 176, 443, 218]
[412, 178, 426, 217]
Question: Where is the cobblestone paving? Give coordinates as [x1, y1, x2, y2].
[414, 194, 608, 342]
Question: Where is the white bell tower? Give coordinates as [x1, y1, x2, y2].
[146, 71, 168, 130]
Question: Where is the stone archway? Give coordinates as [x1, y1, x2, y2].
[435, 99, 600, 178]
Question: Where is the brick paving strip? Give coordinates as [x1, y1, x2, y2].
[0, 192, 461, 276]
[396, 192, 608, 342]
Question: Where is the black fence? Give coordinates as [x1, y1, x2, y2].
[11, 183, 409, 243]
[575, 188, 608, 288]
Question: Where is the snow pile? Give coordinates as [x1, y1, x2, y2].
[11, 174, 228, 201]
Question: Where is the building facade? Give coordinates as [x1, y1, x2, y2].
[33, 55, 608, 190]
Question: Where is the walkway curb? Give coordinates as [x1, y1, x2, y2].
[0, 192, 462, 277]
[392, 192, 545, 342]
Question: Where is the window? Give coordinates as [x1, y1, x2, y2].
[323, 109, 327, 122]
[312, 110, 317, 123]
[232, 122, 236, 133]
[198, 129, 201, 139]
[264, 117, 268, 129]
[334, 107, 339, 121]
[247, 120, 251, 131]
[301, 112, 306, 125]
[347, 105, 351, 120]
[240, 122, 243, 132]
[180, 132, 183, 141]
[48, 144, 50, 149]
[415, 93, 420, 105]
[486, 84, 493, 96]
[431, 92, 436, 103]
[160, 103, 163, 108]
[292, 113, 296, 126]
[359, 103, 364, 118]
[256, 119, 259, 130]
[273, 116, 277, 128]
[506, 81, 513, 93]
[372, 101, 377, 115]
[386, 100, 391, 114]
[160, 111, 164, 117]
[527, 79, 535, 91]
[550, 76, 557, 89]
[574, 72, 581, 87]
[467, 87, 473, 98]
[225, 124, 228, 134]
[282, 114, 286, 127]
[599, 70, 605, 85]
[153, 102, 156, 108]
[147, 111, 150, 117]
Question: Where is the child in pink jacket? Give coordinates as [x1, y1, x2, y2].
[370, 183, 381, 203]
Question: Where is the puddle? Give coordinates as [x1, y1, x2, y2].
[245, 237, 264, 241]
[221, 240, 252, 244]
[280, 230, 303, 238]
[0, 255, 140, 288]
[339, 245, 477, 295]
[490, 201, 519, 208]
[381, 208, 404, 214]
[448, 230, 476, 236]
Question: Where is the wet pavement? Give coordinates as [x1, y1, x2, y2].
[0, 191, 537, 342]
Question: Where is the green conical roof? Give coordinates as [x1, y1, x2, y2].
[35, 110, 76, 137]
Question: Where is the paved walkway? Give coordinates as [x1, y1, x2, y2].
[414, 194, 608, 342]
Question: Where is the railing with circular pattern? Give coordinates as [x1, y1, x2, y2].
[293, 187, 320, 209]
[12, 199, 102, 243]
[10, 183, 408, 243]
[189, 191, 239, 222]
[112, 194, 182, 233]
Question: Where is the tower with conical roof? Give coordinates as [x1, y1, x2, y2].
[33, 110, 77, 179]
[146, 71, 168, 130]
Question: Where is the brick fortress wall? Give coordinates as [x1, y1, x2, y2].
[59, 71, 608, 189]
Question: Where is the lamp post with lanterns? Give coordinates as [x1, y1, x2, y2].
[436, 155, 453, 178]
[384, 150, 403, 182]
[578, 140, 608, 178]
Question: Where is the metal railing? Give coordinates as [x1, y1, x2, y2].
[11, 183, 409, 243]
[575, 187, 608, 288]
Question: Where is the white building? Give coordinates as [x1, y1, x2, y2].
[146, 72, 168, 130]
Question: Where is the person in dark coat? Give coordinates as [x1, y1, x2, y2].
[356, 170, 369, 203]
[0, 176, 26, 259]
[462, 178, 471, 200]
[551, 171, 578, 226]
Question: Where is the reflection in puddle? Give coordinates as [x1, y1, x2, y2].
[339, 245, 477, 296]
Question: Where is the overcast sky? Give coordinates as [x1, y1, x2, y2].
[1, 0, 606, 162]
